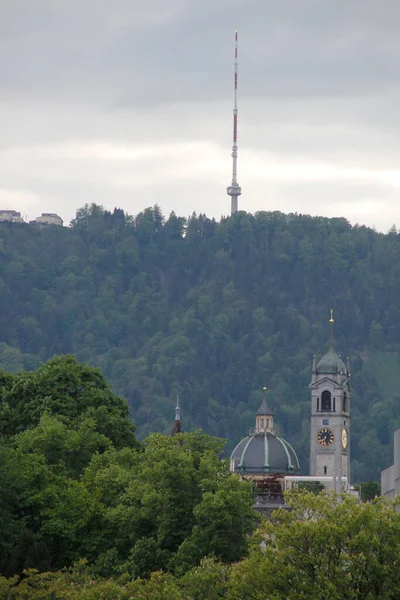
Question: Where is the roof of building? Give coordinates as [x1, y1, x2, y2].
[316, 343, 346, 375]
[230, 431, 300, 475]
[256, 396, 274, 416]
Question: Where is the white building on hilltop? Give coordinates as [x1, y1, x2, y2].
[0, 210, 24, 223]
[33, 213, 63, 226]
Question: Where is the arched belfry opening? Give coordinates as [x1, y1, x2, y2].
[321, 390, 332, 412]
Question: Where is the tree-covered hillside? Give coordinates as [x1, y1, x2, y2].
[0, 204, 399, 481]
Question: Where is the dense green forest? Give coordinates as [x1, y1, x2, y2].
[0, 204, 400, 481]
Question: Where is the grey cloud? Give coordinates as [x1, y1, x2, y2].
[3, 0, 400, 104]
[1, 0, 400, 230]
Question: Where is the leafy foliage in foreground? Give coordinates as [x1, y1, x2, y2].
[1, 494, 400, 599]
[229, 492, 400, 600]
[0, 559, 231, 600]
[0, 356, 255, 578]
[0, 205, 400, 479]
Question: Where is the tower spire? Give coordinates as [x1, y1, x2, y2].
[227, 29, 242, 215]
[172, 395, 182, 436]
[329, 308, 335, 347]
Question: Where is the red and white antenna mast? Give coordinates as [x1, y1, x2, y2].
[227, 29, 241, 215]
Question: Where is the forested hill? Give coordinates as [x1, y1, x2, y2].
[0, 204, 399, 481]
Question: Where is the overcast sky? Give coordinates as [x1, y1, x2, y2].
[1, 0, 400, 230]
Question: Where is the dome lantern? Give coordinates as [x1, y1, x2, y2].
[255, 387, 274, 433]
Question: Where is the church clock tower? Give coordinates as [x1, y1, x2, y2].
[310, 311, 351, 482]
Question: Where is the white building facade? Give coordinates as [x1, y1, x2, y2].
[0, 210, 23, 222]
[34, 213, 63, 226]
[381, 429, 400, 499]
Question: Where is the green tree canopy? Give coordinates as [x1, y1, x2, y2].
[0, 356, 255, 579]
[229, 492, 400, 600]
[0, 355, 138, 450]
[85, 432, 255, 578]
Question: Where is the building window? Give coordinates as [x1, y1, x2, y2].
[343, 392, 348, 413]
[323, 419, 329, 425]
[321, 390, 331, 411]
[266, 419, 269, 429]
[317, 398, 320, 411]
[333, 397, 336, 411]
[260, 418, 264, 428]
[323, 466, 327, 475]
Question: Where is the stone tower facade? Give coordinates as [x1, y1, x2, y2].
[309, 312, 351, 482]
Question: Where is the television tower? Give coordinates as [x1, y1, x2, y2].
[227, 29, 241, 216]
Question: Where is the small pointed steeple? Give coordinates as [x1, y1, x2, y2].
[346, 356, 351, 378]
[255, 387, 274, 433]
[329, 308, 335, 348]
[172, 395, 182, 436]
[175, 395, 180, 421]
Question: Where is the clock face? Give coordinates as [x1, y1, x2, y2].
[342, 428, 348, 449]
[317, 428, 334, 447]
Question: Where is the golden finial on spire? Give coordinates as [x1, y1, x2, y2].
[263, 386, 267, 391]
[329, 309, 335, 345]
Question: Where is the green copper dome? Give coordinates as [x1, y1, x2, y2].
[230, 432, 300, 475]
[316, 344, 346, 374]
